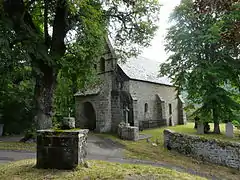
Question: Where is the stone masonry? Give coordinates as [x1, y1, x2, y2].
[164, 129, 240, 169]
[74, 40, 186, 133]
[118, 123, 139, 141]
[36, 129, 88, 170]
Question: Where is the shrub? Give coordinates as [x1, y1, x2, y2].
[232, 120, 240, 129]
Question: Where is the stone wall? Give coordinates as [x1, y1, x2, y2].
[164, 129, 240, 169]
[129, 80, 179, 126]
[75, 51, 115, 133]
[111, 90, 123, 132]
[36, 129, 88, 170]
[118, 124, 139, 141]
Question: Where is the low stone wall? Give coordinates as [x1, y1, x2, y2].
[37, 129, 88, 170]
[164, 129, 240, 169]
[118, 125, 139, 141]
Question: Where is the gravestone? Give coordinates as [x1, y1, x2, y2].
[226, 122, 234, 138]
[197, 123, 204, 135]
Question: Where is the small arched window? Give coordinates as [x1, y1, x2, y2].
[100, 57, 105, 72]
[169, 103, 172, 115]
[144, 103, 148, 113]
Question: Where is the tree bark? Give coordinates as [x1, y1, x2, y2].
[213, 122, 220, 134]
[213, 108, 221, 134]
[34, 65, 57, 130]
[4, 0, 69, 130]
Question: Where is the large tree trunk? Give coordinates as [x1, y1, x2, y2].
[213, 122, 220, 134]
[213, 108, 221, 134]
[34, 66, 57, 130]
[4, 0, 68, 130]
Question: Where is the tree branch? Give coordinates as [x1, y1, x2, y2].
[50, 0, 69, 60]
[44, 0, 51, 48]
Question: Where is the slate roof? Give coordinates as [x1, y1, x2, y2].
[75, 56, 173, 97]
[118, 56, 172, 86]
[74, 86, 100, 96]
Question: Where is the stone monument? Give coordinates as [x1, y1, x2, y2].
[197, 123, 204, 135]
[62, 108, 75, 129]
[226, 122, 234, 138]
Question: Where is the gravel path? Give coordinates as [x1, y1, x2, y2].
[0, 135, 219, 180]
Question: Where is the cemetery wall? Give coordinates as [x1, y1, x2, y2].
[163, 129, 240, 169]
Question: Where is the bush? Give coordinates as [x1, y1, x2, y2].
[232, 120, 240, 129]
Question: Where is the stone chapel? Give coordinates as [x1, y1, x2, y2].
[74, 39, 186, 132]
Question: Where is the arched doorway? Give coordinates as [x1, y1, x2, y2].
[83, 102, 96, 130]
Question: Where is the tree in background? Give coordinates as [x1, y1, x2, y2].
[160, 0, 240, 133]
[0, 0, 160, 130]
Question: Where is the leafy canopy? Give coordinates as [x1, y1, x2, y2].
[160, 0, 240, 126]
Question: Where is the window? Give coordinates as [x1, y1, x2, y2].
[100, 57, 105, 72]
[169, 104, 172, 115]
[144, 103, 148, 113]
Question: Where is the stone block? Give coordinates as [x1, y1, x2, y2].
[226, 122, 234, 138]
[118, 124, 139, 141]
[36, 129, 88, 170]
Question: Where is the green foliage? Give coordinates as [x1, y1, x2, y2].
[232, 120, 240, 129]
[160, 0, 240, 129]
[0, 62, 34, 134]
[0, 0, 161, 130]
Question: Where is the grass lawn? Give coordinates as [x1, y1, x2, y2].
[98, 123, 240, 180]
[168, 123, 240, 142]
[0, 141, 36, 151]
[0, 159, 205, 180]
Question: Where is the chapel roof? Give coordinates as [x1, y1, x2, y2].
[118, 56, 172, 86]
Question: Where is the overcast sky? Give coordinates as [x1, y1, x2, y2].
[141, 0, 181, 62]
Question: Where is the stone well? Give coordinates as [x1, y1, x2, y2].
[36, 129, 88, 170]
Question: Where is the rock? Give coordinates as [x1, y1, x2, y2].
[62, 117, 75, 129]
[83, 161, 90, 168]
[152, 143, 157, 147]
[146, 138, 151, 143]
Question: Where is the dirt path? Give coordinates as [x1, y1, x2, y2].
[0, 135, 218, 180]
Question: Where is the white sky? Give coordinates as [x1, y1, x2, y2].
[141, 0, 181, 62]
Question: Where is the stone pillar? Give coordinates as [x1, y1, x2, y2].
[36, 129, 89, 170]
[132, 99, 138, 127]
[161, 101, 167, 126]
[178, 96, 187, 125]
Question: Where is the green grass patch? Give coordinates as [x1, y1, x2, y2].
[0, 142, 36, 151]
[97, 123, 240, 180]
[0, 159, 205, 180]
[167, 123, 240, 142]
